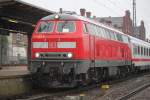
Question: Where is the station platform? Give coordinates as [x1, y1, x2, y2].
[0, 66, 31, 98]
[0, 66, 30, 77]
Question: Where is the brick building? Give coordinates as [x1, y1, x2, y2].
[139, 20, 146, 40]
[96, 10, 146, 40]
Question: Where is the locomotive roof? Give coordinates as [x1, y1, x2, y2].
[41, 13, 127, 36]
[41, 14, 150, 46]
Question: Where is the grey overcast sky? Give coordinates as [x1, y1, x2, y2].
[24, 0, 150, 39]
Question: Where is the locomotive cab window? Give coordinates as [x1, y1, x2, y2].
[37, 21, 54, 33]
[57, 21, 75, 33]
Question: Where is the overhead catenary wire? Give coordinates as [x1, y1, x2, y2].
[93, 0, 121, 16]
[107, 0, 125, 12]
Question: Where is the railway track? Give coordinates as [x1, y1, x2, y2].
[16, 85, 98, 100]
[118, 83, 150, 100]
[14, 72, 150, 100]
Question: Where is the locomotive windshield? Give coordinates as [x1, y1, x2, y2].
[57, 21, 75, 33]
[37, 21, 54, 33]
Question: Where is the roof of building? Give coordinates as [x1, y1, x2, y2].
[0, 0, 55, 34]
[96, 17, 123, 28]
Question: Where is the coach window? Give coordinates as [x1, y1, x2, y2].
[147, 48, 149, 56]
[149, 48, 150, 56]
[57, 21, 75, 33]
[141, 47, 143, 55]
[83, 23, 88, 33]
[138, 46, 140, 55]
[146, 48, 147, 56]
[38, 21, 54, 33]
[133, 44, 138, 55]
[144, 47, 146, 56]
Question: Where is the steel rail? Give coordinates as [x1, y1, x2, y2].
[118, 83, 150, 100]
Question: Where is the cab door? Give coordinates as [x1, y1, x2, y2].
[89, 35, 95, 61]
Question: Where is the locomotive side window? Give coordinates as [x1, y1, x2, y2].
[83, 23, 88, 33]
[38, 21, 54, 33]
[57, 21, 75, 33]
[110, 31, 116, 40]
[86, 24, 91, 34]
[92, 24, 97, 35]
[95, 26, 99, 36]
[103, 29, 109, 39]
[116, 33, 123, 42]
[87, 23, 95, 35]
[96, 25, 100, 36]
[99, 27, 105, 38]
[122, 35, 129, 43]
[113, 32, 117, 41]
[101, 28, 107, 38]
[93, 24, 97, 35]
[98, 26, 104, 37]
[107, 30, 111, 39]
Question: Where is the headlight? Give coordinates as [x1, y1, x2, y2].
[35, 53, 40, 58]
[55, 15, 59, 19]
[67, 53, 73, 58]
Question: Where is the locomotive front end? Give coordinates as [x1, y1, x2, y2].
[30, 14, 89, 88]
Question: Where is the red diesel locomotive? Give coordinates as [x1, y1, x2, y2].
[30, 13, 149, 88]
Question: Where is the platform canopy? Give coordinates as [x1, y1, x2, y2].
[0, 0, 55, 34]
